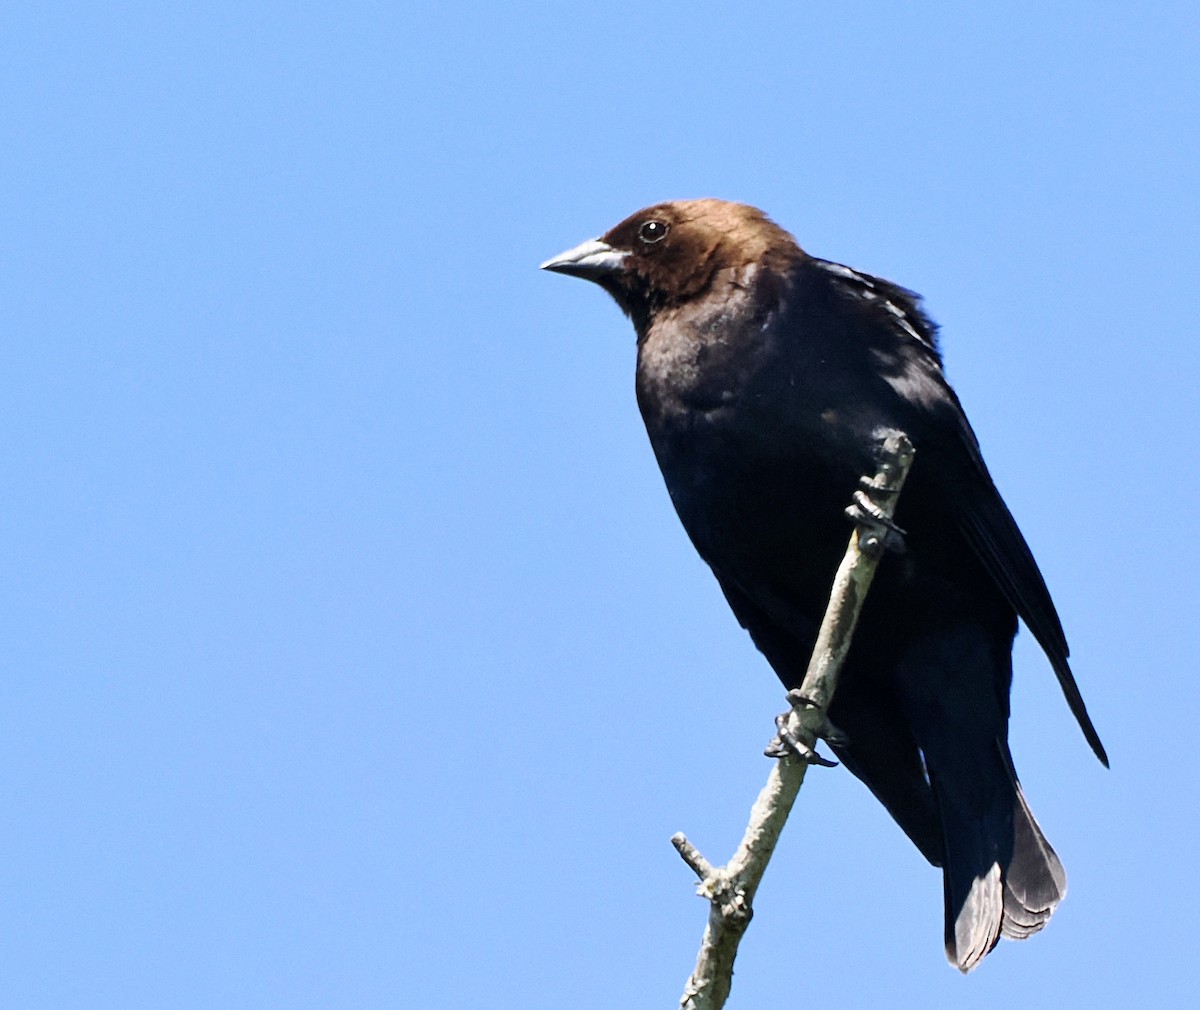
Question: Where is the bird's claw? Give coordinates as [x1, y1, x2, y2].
[858, 474, 901, 497]
[765, 726, 838, 766]
[845, 489, 906, 555]
[764, 691, 843, 766]
[784, 689, 850, 746]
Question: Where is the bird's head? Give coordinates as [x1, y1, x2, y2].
[541, 199, 803, 333]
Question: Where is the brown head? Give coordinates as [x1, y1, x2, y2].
[541, 199, 805, 331]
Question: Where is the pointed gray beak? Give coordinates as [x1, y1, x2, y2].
[540, 238, 628, 280]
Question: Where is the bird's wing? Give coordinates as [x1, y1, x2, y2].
[816, 260, 1108, 765]
[926, 396, 1108, 765]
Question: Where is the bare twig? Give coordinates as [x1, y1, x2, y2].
[674, 431, 915, 1010]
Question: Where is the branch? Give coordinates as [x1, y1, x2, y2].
[673, 430, 915, 1010]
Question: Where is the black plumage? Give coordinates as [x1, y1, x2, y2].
[542, 199, 1105, 971]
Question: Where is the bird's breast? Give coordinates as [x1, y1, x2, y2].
[633, 290, 898, 609]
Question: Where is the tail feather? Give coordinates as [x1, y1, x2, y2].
[937, 761, 1066, 972]
[1000, 784, 1066, 940]
[945, 860, 1003, 972]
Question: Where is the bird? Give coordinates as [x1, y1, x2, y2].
[541, 199, 1106, 972]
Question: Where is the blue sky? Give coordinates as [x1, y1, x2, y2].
[2, 2, 1197, 1007]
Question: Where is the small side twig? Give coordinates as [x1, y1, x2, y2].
[674, 431, 915, 1010]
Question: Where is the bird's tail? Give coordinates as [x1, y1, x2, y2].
[937, 756, 1066, 972]
[999, 778, 1066, 941]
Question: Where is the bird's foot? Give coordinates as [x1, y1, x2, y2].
[764, 690, 844, 766]
[845, 488, 906, 555]
[783, 689, 849, 746]
[857, 474, 901, 496]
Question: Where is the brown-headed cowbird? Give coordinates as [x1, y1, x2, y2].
[542, 199, 1106, 972]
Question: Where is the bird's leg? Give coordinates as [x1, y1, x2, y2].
[764, 689, 845, 766]
[845, 484, 907, 555]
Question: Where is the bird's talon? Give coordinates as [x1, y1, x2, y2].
[845, 492, 907, 554]
[785, 689, 820, 710]
[781, 691, 850, 747]
[766, 708, 840, 766]
[764, 732, 839, 767]
[847, 490, 904, 529]
[858, 475, 900, 496]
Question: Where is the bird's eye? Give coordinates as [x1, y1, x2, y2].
[638, 220, 670, 244]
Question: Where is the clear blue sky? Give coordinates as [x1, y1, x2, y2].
[2, 3, 1197, 1007]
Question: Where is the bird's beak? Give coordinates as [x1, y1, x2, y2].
[540, 239, 628, 280]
